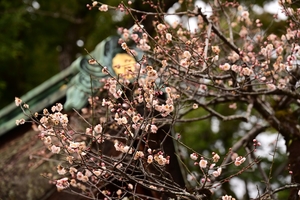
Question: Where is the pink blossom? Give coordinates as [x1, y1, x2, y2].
[51, 145, 61, 154]
[92, 1, 97, 7]
[57, 165, 67, 175]
[183, 51, 192, 59]
[199, 159, 208, 168]
[15, 97, 22, 106]
[132, 115, 140, 123]
[99, 4, 108, 12]
[166, 33, 172, 41]
[165, 87, 172, 94]
[150, 125, 158, 133]
[121, 42, 128, 50]
[229, 103, 237, 109]
[239, 26, 248, 38]
[134, 151, 145, 160]
[220, 63, 231, 71]
[267, 84, 276, 91]
[131, 33, 139, 41]
[116, 189, 122, 196]
[147, 155, 153, 164]
[190, 153, 198, 160]
[157, 23, 166, 31]
[212, 46, 220, 54]
[212, 153, 220, 162]
[234, 156, 246, 166]
[15, 119, 25, 126]
[231, 64, 241, 73]
[128, 183, 133, 190]
[56, 177, 69, 191]
[242, 67, 253, 76]
[94, 124, 103, 134]
[192, 103, 198, 109]
[222, 195, 235, 200]
[161, 60, 168, 67]
[241, 11, 249, 19]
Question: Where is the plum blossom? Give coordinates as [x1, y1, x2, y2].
[222, 195, 235, 200]
[212, 46, 220, 54]
[43, 136, 52, 145]
[121, 42, 128, 50]
[157, 23, 166, 31]
[56, 177, 69, 191]
[154, 153, 169, 166]
[228, 52, 239, 62]
[99, 4, 108, 12]
[15, 97, 22, 106]
[239, 26, 248, 38]
[212, 167, 222, 177]
[122, 145, 133, 154]
[116, 189, 122, 196]
[76, 171, 89, 182]
[180, 58, 189, 68]
[92, 1, 97, 7]
[16, 119, 25, 126]
[150, 124, 158, 133]
[114, 140, 133, 154]
[51, 145, 61, 154]
[234, 156, 246, 166]
[147, 155, 153, 164]
[134, 151, 145, 160]
[231, 64, 241, 73]
[57, 165, 67, 175]
[51, 103, 63, 112]
[241, 11, 249, 19]
[192, 103, 198, 109]
[92, 169, 102, 176]
[161, 60, 168, 67]
[212, 153, 220, 162]
[94, 124, 103, 134]
[183, 51, 192, 59]
[199, 159, 208, 168]
[132, 115, 140, 123]
[190, 153, 198, 160]
[241, 67, 253, 76]
[146, 68, 158, 81]
[219, 63, 231, 71]
[267, 83, 276, 91]
[128, 183, 133, 190]
[166, 33, 172, 41]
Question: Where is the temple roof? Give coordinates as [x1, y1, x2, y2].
[0, 35, 142, 137]
[0, 63, 78, 136]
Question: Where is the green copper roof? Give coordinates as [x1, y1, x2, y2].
[0, 63, 78, 136]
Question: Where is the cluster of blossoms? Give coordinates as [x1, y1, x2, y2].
[153, 151, 170, 166]
[114, 140, 134, 154]
[222, 195, 236, 200]
[86, 1, 108, 12]
[15, 0, 300, 198]
[190, 152, 222, 179]
[104, 78, 123, 99]
[55, 177, 69, 191]
[190, 150, 247, 186]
